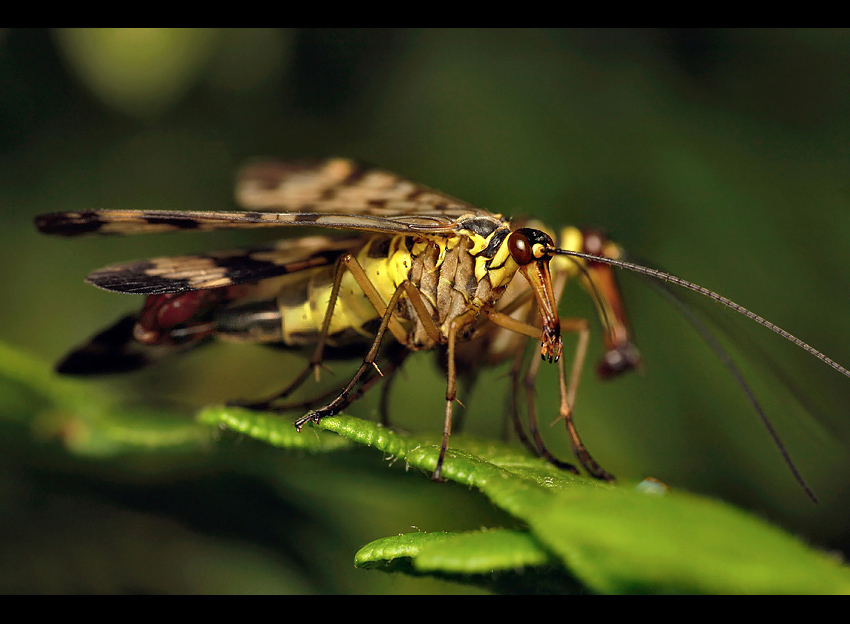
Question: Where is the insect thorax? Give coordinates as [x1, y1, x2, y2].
[278, 230, 518, 352]
[403, 228, 519, 349]
[214, 218, 523, 353]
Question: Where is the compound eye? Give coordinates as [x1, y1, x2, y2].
[508, 231, 533, 265]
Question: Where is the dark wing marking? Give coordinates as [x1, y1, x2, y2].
[236, 158, 495, 219]
[86, 235, 367, 295]
[54, 315, 178, 375]
[35, 158, 507, 238]
[34, 209, 465, 238]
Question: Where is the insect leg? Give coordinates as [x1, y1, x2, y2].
[557, 318, 614, 481]
[558, 318, 592, 416]
[292, 341, 409, 421]
[295, 280, 441, 428]
[451, 370, 478, 434]
[486, 309, 566, 462]
[507, 344, 542, 456]
[233, 353, 318, 410]
[236, 253, 410, 410]
[433, 307, 479, 482]
[488, 310, 611, 480]
[509, 344, 579, 474]
[531, 317, 616, 480]
[262, 343, 409, 416]
[521, 315, 614, 480]
[378, 342, 410, 427]
[517, 319, 591, 475]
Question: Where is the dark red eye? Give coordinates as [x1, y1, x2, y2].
[508, 231, 533, 265]
[509, 228, 555, 265]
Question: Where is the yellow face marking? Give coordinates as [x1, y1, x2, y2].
[482, 233, 521, 288]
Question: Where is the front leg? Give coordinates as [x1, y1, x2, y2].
[488, 309, 614, 482]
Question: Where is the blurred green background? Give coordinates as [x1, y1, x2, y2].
[2, 28, 850, 593]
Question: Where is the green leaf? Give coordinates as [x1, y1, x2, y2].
[355, 528, 553, 573]
[213, 409, 850, 594]
[354, 529, 580, 594]
[7, 344, 849, 595]
[198, 405, 353, 452]
[526, 487, 849, 594]
[0, 340, 209, 458]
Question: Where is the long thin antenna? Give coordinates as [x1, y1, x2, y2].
[646, 277, 818, 502]
[547, 248, 850, 381]
[547, 246, 850, 502]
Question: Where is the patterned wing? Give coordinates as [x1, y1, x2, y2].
[236, 158, 494, 219]
[85, 235, 367, 295]
[34, 208, 463, 237]
[35, 158, 505, 238]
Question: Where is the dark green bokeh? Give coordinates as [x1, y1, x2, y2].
[2, 28, 850, 593]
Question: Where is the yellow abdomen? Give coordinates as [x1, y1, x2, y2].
[278, 235, 415, 345]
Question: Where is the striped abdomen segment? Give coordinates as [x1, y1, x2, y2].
[216, 235, 416, 347]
